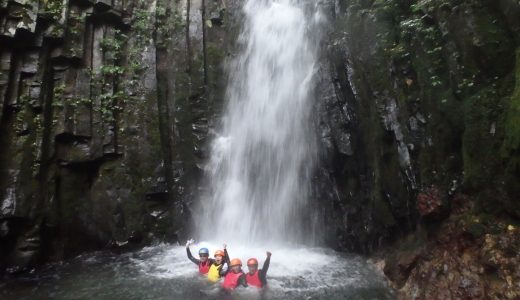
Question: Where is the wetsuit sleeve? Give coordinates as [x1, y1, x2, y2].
[259, 256, 271, 284]
[224, 248, 231, 265]
[186, 247, 200, 265]
[220, 256, 230, 277]
[239, 273, 248, 287]
[219, 264, 228, 277]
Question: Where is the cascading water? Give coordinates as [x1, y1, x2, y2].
[199, 0, 320, 245]
[0, 1, 394, 299]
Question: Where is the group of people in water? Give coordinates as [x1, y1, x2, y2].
[186, 240, 271, 290]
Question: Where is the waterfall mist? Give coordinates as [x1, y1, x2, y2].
[197, 0, 324, 245]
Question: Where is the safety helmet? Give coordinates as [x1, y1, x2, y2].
[199, 248, 209, 255]
[247, 258, 258, 266]
[214, 250, 225, 257]
[230, 258, 242, 267]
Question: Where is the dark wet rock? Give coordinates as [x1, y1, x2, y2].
[1, 3, 520, 297]
[318, 1, 520, 297]
[417, 186, 448, 220]
[383, 249, 421, 288]
[378, 194, 520, 299]
[318, 0, 520, 257]
[0, 0, 236, 272]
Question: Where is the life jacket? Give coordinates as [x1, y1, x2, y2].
[208, 263, 222, 282]
[245, 270, 263, 288]
[222, 271, 243, 290]
[199, 260, 210, 274]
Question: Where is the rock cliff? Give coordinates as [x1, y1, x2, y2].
[320, 0, 520, 297]
[0, 0, 231, 272]
[1, 1, 520, 296]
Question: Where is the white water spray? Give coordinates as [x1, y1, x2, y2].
[198, 0, 323, 245]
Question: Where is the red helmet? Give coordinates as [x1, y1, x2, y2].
[230, 258, 242, 267]
[247, 258, 258, 266]
[214, 250, 225, 257]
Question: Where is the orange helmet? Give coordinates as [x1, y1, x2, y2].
[230, 258, 242, 267]
[214, 250, 225, 257]
[247, 258, 258, 266]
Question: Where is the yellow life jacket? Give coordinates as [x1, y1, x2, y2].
[208, 263, 222, 283]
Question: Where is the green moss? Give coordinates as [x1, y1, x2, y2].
[40, 0, 63, 22]
[206, 43, 225, 66]
[155, 1, 183, 49]
[462, 83, 508, 188]
[469, 8, 515, 77]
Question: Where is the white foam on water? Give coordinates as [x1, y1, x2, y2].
[132, 242, 374, 294]
[125, 2, 390, 298]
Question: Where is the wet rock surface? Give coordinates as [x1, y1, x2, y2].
[1, 1, 520, 297]
[315, 0, 520, 297]
[319, 0, 520, 253]
[380, 194, 520, 299]
[0, 0, 235, 272]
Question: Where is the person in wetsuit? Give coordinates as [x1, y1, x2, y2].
[207, 245, 231, 282]
[186, 240, 212, 274]
[245, 251, 271, 288]
[222, 258, 248, 290]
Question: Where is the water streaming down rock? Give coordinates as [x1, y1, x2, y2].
[0, 1, 397, 298]
[199, 0, 323, 245]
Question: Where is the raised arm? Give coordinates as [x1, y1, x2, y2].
[219, 245, 231, 276]
[223, 245, 231, 265]
[186, 241, 200, 265]
[259, 251, 271, 282]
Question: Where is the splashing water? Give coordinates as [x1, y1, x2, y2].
[0, 1, 395, 299]
[0, 244, 393, 300]
[199, 0, 321, 245]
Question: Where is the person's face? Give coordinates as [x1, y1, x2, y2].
[247, 264, 258, 274]
[199, 254, 209, 262]
[215, 255, 223, 264]
[231, 265, 241, 273]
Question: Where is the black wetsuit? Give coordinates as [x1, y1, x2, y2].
[218, 249, 231, 276]
[221, 251, 247, 288]
[256, 256, 271, 286]
[186, 247, 215, 266]
[237, 272, 248, 287]
[187, 247, 231, 277]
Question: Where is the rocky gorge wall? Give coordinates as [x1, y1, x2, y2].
[319, 0, 520, 297]
[322, 0, 520, 253]
[0, 0, 232, 272]
[1, 0, 520, 296]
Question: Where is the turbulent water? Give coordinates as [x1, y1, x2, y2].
[0, 243, 394, 300]
[199, 0, 322, 244]
[1, 1, 396, 299]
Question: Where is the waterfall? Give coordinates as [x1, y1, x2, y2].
[198, 0, 323, 245]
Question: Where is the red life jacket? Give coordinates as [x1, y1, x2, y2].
[245, 270, 263, 288]
[222, 271, 243, 290]
[199, 261, 210, 274]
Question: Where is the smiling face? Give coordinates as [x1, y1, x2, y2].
[214, 255, 223, 264]
[247, 264, 258, 275]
